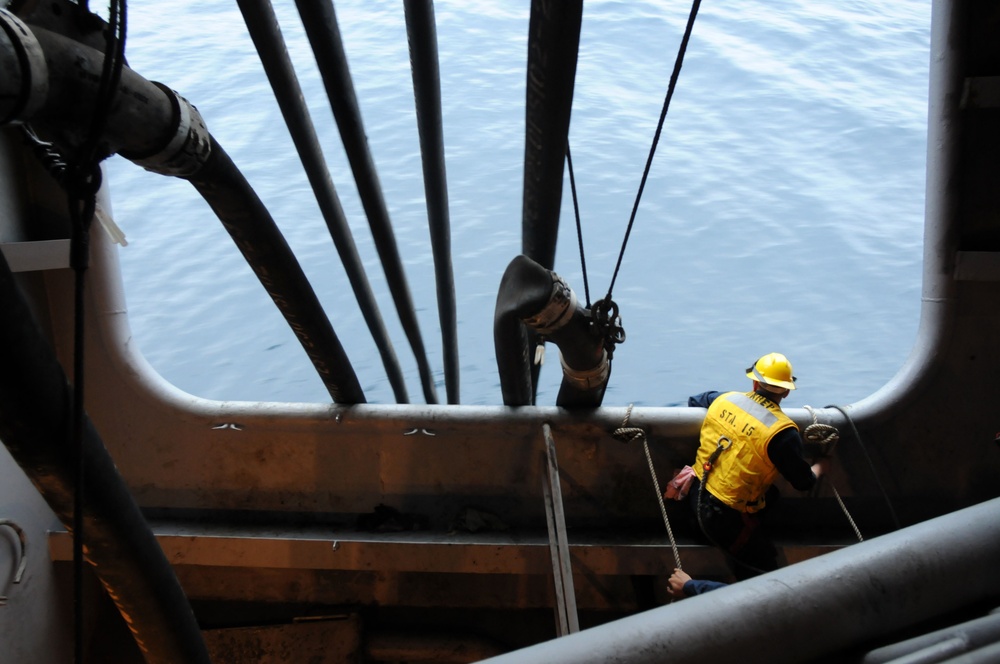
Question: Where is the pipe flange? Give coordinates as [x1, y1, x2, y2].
[0, 9, 49, 124]
[523, 275, 577, 335]
[127, 82, 211, 177]
[559, 349, 610, 390]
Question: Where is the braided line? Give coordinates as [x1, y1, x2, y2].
[833, 486, 864, 542]
[803, 405, 862, 543]
[616, 404, 682, 570]
[803, 404, 840, 450]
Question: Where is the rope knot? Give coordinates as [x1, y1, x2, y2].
[611, 403, 646, 444]
[612, 426, 646, 445]
[803, 405, 840, 456]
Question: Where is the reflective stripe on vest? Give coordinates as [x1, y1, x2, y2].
[694, 391, 797, 513]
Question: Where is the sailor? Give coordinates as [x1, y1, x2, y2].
[685, 353, 829, 580]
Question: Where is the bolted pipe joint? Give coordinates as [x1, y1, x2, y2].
[527, 274, 609, 402]
[0, 8, 211, 176]
[121, 83, 211, 178]
[560, 347, 610, 392]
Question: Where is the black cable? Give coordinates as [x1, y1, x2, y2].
[78, 1, 128, 166]
[69, 175, 94, 664]
[566, 145, 591, 308]
[604, 0, 701, 301]
[68, 3, 127, 662]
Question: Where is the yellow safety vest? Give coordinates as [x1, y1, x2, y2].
[694, 390, 798, 513]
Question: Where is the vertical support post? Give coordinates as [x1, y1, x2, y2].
[541, 423, 579, 635]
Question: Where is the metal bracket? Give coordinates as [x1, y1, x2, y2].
[0, 519, 27, 606]
[541, 424, 579, 636]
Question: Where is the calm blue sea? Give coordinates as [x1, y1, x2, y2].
[104, 0, 930, 408]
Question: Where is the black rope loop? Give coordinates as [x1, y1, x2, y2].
[565, 0, 702, 340]
[67, 161, 103, 272]
[68, 161, 104, 198]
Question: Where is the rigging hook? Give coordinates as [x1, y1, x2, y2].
[590, 297, 626, 360]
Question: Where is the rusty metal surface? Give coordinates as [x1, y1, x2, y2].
[203, 616, 361, 663]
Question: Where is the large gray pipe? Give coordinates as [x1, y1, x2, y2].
[861, 612, 1000, 663]
[480, 497, 1000, 664]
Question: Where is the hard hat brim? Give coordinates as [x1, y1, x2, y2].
[746, 367, 797, 390]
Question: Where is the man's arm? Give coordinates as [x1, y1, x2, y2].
[767, 428, 818, 491]
[668, 568, 728, 597]
[687, 390, 721, 408]
[684, 579, 729, 596]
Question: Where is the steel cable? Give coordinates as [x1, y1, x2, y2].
[603, 0, 702, 303]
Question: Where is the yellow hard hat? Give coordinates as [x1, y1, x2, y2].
[746, 353, 797, 390]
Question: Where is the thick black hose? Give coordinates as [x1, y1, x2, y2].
[521, 0, 583, 271]
[291, 0, 442, 404]
[520, 0, 583, 399]
[185, 135, 366, 404]
[403, 0, 460, 405]
[495, 255, 551, 406]
[0, 253, 211, 664]
[495, 255, 608, 408]
[6, 23, 176, 159]
[237, 0, 409, 403]
[294, 0, 439, 404]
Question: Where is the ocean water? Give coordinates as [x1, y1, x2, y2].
[104, 0, 930, 408]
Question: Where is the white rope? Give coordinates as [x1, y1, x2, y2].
[802, 404, 840, 450]
[832, 485, 864, 542]
[614, 404, 682, 570]
[803, 405, 863, 543]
